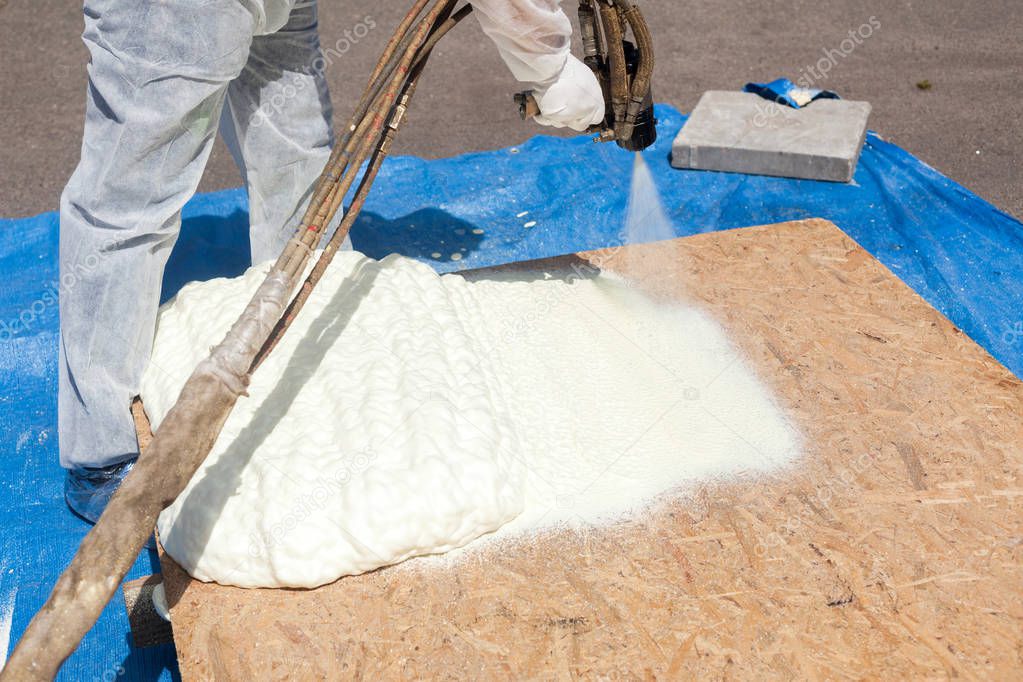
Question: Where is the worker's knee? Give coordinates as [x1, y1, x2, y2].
[60, 183, 180, 260]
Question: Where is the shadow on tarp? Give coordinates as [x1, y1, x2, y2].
[161, 208, 251, 304]
[116, 633, 180, 682]
[350, 208, 484, 264]
[159, 206, 490, 304]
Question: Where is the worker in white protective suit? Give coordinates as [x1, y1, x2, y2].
[59, 0, 605, 522]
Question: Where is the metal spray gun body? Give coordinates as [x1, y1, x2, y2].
[515, 0, 657, 151]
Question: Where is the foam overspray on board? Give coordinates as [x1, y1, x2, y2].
[143, 250, 801, 588]
[624, 152, 674, 245]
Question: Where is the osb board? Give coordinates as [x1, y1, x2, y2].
[159, 219, 1023, 680]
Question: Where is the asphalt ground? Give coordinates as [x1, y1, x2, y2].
[1, 0, 1020, 219]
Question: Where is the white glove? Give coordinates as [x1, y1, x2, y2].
[531, 55, 605, 131]
[471, 0, 604, 131]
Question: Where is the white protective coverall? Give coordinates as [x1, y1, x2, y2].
[58, 0, 604, 469]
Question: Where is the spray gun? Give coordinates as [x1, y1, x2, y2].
[514, 0, 656, 151]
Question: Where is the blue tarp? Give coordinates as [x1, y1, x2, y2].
[1, 103, 1021, 680]
[743, 78, 840, 108]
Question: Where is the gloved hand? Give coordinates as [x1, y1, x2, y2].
[471, 0, 605, 132]
[531, 55, 605, 132]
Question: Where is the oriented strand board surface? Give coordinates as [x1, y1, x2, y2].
[160, 219, 1023, 679]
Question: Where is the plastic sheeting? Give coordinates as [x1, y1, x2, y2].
[743, 77, 840, 108]
[1, 103, 1021, 679]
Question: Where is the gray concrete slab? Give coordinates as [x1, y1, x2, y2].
[1, 1, 1020, 218]
[672, 91, 871, 182]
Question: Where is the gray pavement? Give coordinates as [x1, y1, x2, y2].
[1, 0, 1020, 219]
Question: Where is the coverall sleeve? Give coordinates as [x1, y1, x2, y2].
[470, 0, 573, 87]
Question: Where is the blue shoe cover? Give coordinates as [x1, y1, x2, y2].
[65, 459, 156, 550]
